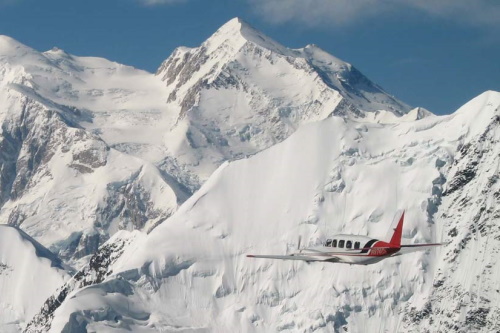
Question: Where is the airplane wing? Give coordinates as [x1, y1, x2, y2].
[247, 254, 339, 262]
[392, 242, 448, 256]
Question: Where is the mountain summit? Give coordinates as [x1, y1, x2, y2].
[203, 17, 292, 56]
[158, 17, 410, 118]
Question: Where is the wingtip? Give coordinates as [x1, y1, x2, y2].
[246, 254, 255, 258]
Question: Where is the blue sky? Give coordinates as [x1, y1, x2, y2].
[0, 0, 498, 114]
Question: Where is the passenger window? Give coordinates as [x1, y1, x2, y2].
[332, 239, 337, 247]
[354, 242, 360, 249]
[339, 240, 345, 248]
[325, 239, 332, 247]
[346, 241, 352, 249]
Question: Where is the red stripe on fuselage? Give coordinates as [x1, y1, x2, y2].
[368, 241, 400, 257]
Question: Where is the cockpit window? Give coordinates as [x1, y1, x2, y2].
[346, 241, 352, 249]
[332, 239, 337, 247]
[354, 241, 360, 249]
[325, 239, 332, 247]
[338, 240, 345, 248]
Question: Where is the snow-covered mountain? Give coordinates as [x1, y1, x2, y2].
[157, 17, 413, 180]
[0, 35, 181, 263]
[0, 17, 413, 265]
[0, 225, 68, 333]
[25, 91, 500, 332]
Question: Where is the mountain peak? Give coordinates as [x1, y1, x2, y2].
[0, 34, 19, 46]
[0, 35, 33, 57]
[217, 17, 245, 31]
[43, 46, 74, 61]
[212, 17, 260, 40]
[203, 17, 290, 55]
[46, 46, 67, 54]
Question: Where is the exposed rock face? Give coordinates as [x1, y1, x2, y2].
[401, 113, 500, 333]
[24, 231, 139, 333]
[2, 96, 107, 203]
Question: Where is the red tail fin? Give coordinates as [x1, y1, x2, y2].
[389, 211, 404, 247]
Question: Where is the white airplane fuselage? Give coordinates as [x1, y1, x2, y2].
[293, 234, 400, 265]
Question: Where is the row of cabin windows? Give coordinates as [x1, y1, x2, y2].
[324, 239, 361, 250]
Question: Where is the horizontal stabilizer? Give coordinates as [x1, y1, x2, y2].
[400, 242, 447, 248]
[395, 242, 448, 255]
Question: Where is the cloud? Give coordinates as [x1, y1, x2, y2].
[248, 0, 381, 26]
[248, 0, 500, 28]
[138, 0, 186, 6]
[407, 0, 500, 27]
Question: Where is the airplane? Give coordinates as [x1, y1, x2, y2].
[247, 211, 446, 265]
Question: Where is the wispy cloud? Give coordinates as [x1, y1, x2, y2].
[138, 0, 186, 6]
[248, 0, 500, 28]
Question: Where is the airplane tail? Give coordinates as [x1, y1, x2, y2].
[386, 210, 404, 247]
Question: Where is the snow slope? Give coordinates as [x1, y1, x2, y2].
[27, 91, 500, 332]
[0, 225, 68, 333]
